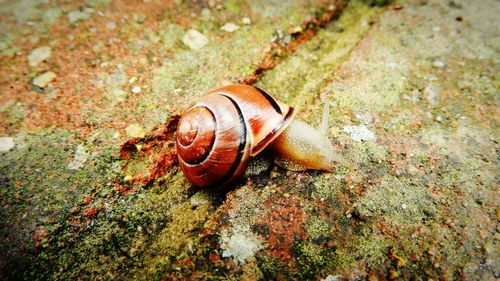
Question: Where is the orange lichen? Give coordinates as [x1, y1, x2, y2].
[261, 196, 307, 260]
[120, 114, 180, 186]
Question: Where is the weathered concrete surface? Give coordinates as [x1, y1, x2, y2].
[0, 0, 498, 280]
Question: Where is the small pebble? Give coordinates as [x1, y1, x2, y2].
[182, 29, 208, 50]
[33, 71, 57, 88]
[402, 203, 408, 209]
[200, 8, 211, 18]
[106, 22, 116, 30]
[386, 61, 398, 69]
[108, 87, 127, 103]
[68, 10, 91, 23]
[424, 84, 441, 106]
[0, 137, 15, 152]
[322, 275, 342, 281]
[289, 26, 303, 34]
[125, 124, 145, 138]
[433, 60, 445, 68]
[28, 46, 51, 67]
[131, 85, 141, 94]
[220, 22, 240, 33]
[242, 17, 251, 25]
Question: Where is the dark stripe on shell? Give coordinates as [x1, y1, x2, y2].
[214, 95, 247, 187]
[253, 86, 282, 115]
[252, 106, 294, 153]
[180, 106, 216, 165]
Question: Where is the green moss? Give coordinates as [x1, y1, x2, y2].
[0, 130, 121, 279]
[333, 247, 357, 270]
[290, 240, 339, 280]
[306, 216, 333, 242]
[351, 234, 390, 268]
[223, 0, 241, 15]
[256, 255, 289, 280]
[311, 174, 342, 202]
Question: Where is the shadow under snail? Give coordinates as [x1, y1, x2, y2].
[175, 84, 347, 190]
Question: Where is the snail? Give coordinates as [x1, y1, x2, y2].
[175, 84, 346, 190]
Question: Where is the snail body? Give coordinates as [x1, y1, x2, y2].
[175, 84, 339, 190]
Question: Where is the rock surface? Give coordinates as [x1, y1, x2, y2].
[0, 0, 498, 280]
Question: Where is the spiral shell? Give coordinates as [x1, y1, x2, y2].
[175, 84, 295, 189]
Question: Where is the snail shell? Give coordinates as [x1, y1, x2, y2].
[175, 84, 295, 189]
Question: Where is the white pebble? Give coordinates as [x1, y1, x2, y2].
[402, 203, 408, 209]
[28, 46, 51, 67]
[68, 10, 91, 23]
[322, 275, 343, 281]
[0, 137, 15, 152]
[386, 61, 398, 69]
[131, 85, 141, 93]
[106, 22, 116, 30]
[125, 124, 145, 138]
[67, 144, 89, 170]
[182, 29, 209, 50]
[433, 60, 445, 68]
[33, 71, 57, 88]
[220, 22, 240, 33]
[200, 8, 211, 18]
[424, 84, 441, 106]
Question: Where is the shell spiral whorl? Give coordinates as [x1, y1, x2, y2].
[175, 84, 295, 189]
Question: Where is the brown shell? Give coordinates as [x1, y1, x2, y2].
[175, 84, 295, 189]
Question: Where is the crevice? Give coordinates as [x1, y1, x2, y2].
[240, 0, 349, 85]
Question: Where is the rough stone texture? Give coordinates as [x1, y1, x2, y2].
[0, 0, 498, 280]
